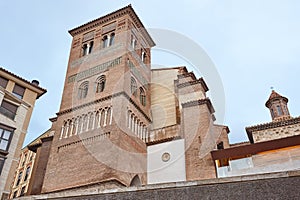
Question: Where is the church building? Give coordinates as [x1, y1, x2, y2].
[212, 90, 300, 177]
[26, 5, 230, 195]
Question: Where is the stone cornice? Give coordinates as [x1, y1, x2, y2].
[177, 71, 196, 80]
[151, 66, 187, 72]
[146, 136, 181, 146]
[182, 98, 215, 114]
[56, 91, 151, 122]
[246, 116, 300, 143]
[49, 117, 57, 122]
[69, 5, 130, 36]
[176, 78, 209, 92]
[68, 5, 155, 47]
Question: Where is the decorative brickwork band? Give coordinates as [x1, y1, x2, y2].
[56, 91, 151, 122]
[182, 98, 215, 114]
[177, 78, 209, 92]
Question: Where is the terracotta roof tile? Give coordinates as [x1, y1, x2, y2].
[0, 67, 47, 98]
[268, 90, 282, 101]
[265, 90, 288, 108]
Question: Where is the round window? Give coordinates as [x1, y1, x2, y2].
[161, 152, 171, 162]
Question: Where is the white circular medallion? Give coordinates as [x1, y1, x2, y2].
[162, 152, 170, 162]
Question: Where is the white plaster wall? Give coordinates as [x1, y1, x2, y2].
[151, 70, 178, 129]
[147, 139, 186, 184]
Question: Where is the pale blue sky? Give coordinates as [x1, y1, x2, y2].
[0, 0, 299, 145]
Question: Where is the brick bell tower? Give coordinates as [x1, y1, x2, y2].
[42, 5, 155, 193]
[265, 90, 291, 122]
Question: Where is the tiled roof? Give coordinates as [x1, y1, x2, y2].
[69, 5, 132, 35]
[268, 90, 282, 100]
[246, 116, 300, 143]
[23, 129, 52, 150]
[230, 141, 250, 147]
[0, 67, 47, 98]
[68, 4, 155, 47]
[265, 90, 288, 107]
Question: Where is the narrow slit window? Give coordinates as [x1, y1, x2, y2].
[102, 36, 108, 48]
[82, 44, 88, 56]
[109, 33, 115, 46]
[277, 105, 283, 116]
[139, 87, 146, 106]
[0, 157, 5, 175]
[141, 50, 146, 63]
[88, 41, 94, 54]
[24, 166, 31, 182]
[131, 77, 137, 96]
[16, 172, 22, 186]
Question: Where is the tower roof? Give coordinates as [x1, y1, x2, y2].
[265, 90, 288, 108]
[68, 4, 155, 47]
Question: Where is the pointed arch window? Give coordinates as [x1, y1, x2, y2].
[78, 81, 89, 99]
[140, 87, 146, 106]
[95, 75, 106, 93]
[131, 77, 137, 96]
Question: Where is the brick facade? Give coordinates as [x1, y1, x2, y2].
[27, 5, 230, 195]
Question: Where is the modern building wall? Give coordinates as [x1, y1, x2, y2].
[0, 68, 46, 200]
[217, 144, 300, 177]
[9, 129, 51, 199]
[9, 148, 35, 199]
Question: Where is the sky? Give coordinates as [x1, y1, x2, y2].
[0, 0, 299, 146]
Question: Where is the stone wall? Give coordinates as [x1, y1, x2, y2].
[253, 123, 300, 143]
[16, 170, 300, 200]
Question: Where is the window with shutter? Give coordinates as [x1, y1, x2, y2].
[12, 84, 25, 99]
[0, 76, 8, 89]
[0, 157, 5, 175]
[0, 100, 18, 120]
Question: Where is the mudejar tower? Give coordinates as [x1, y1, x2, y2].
[42, 5, 155, 192]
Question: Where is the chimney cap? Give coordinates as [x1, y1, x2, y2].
[31, 80, 40, 86]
